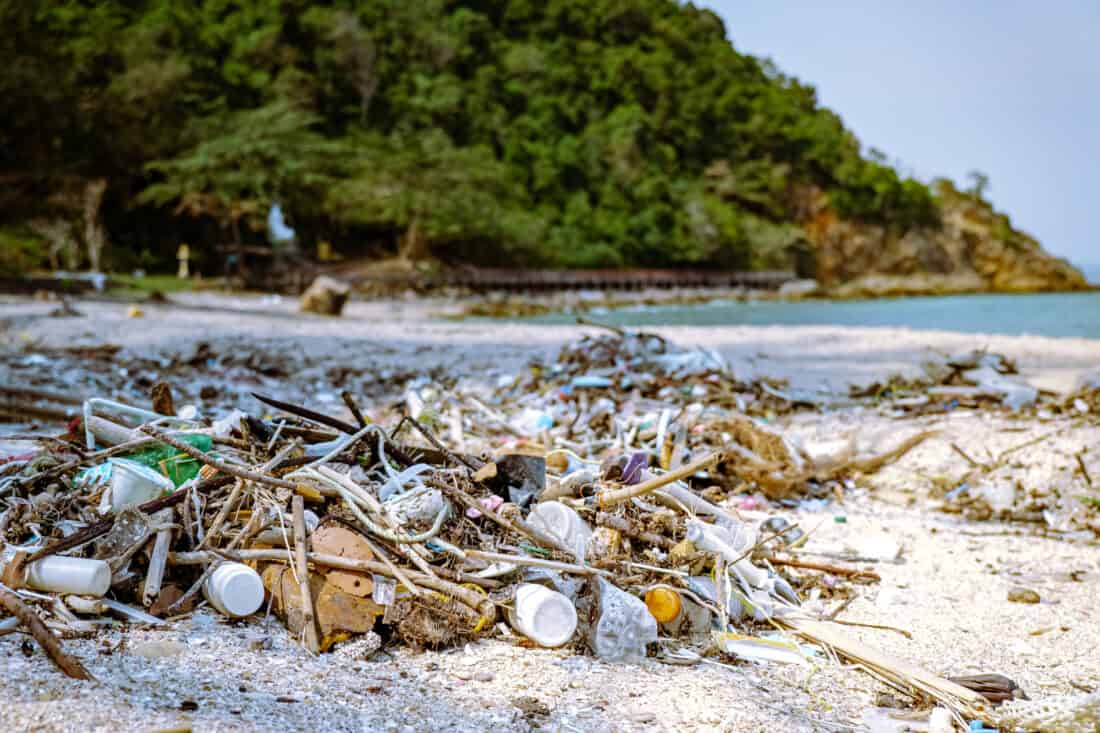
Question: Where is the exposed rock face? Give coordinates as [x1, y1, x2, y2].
[799, 183, 1090, 297]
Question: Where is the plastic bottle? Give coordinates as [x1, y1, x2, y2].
[687, 575, 747, 622]
[686, 519, 768, 588]
[506, 583, 577, 648]
[588, 577, 657, 664]
[109, 458, 175, 512]
[24, 556, 111, 597]
[203, 562, 265, 618]
[527, 501, 592, 561]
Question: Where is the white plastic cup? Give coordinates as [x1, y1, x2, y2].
[203, 562, 265, 618]
[109, 458, 174, 512]
[25, 556, 111, 597]
[507, 583, 577, 648]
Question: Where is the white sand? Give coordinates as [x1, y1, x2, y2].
[1, 293, 1099, 732]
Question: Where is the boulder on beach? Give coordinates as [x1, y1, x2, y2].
[299, 276, 350, 316]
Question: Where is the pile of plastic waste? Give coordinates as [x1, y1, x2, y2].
[0, 328, 1040, 728]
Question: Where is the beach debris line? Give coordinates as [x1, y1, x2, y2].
[851, 349, 1041, 411]
[0, 326, 1056, 728]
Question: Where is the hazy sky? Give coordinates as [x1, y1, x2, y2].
[705, 1, 1099, 267]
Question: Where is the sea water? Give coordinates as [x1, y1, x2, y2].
[524, 291, 1100, 339]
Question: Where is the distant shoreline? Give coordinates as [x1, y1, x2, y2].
[449, 279, 1099, 320]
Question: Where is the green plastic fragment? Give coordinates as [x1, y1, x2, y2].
[122, 434, 213, 487]
[518, 542, 552, 557]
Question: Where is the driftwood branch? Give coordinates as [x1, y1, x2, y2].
[168, 549, 495, 622]
[292, 495, 320, 654]
[139, 427, 317, 494]
[767, 556, 881, 581]
[0, 583, 91, 680]
[591, 452, 722, 508]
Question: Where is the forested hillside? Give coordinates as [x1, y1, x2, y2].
[0, 0, 1084, 289]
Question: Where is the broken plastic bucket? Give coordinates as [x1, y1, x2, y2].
[507, 583, 577, 648]
[109, 458, 175, 512]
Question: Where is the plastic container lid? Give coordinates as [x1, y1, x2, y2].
[204, 563, 264, 618]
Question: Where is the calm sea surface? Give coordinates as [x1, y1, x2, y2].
[524, 291, 1100, 339]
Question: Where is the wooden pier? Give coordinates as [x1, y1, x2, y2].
[354, 267, 796, 292]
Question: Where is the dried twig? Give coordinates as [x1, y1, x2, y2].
[950, 442, 984, 470]
[139, 427, 320, 495]
[0, 583, 91, 680]
[464, 549, 614, 577]
[199, 480, 245, 550]
[292, 495, 320, 654]
[169, 549, 495, 622]
[1076, 450, 1093, 488]
[590, 452, 722, 508]
[576, 315, 626, 337]
[142, 509, 174, 607]
[826, 618, 913, 639]
[767, 556, 881, 582]
[341, 391, 367, 428]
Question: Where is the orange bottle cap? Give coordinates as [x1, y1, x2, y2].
[644, 587, 682, 623]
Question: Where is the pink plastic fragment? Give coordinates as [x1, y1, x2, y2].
[465, 494, 505, 519]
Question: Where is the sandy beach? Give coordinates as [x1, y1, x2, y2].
[1, 293, 1099, 733]
[4, 292, 1099, 392]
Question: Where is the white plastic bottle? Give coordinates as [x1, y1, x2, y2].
[24, 556, 112, 597]
[203, 562, 265, 617]
[506, 583, 578, 648]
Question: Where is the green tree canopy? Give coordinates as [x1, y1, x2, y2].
[0, 0, 975, 272]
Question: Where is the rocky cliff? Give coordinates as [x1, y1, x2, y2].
[800, 181, 1090, 297]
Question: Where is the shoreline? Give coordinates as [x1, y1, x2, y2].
[442, 282, 1100, 319]
[4, 293, 1100, 395]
